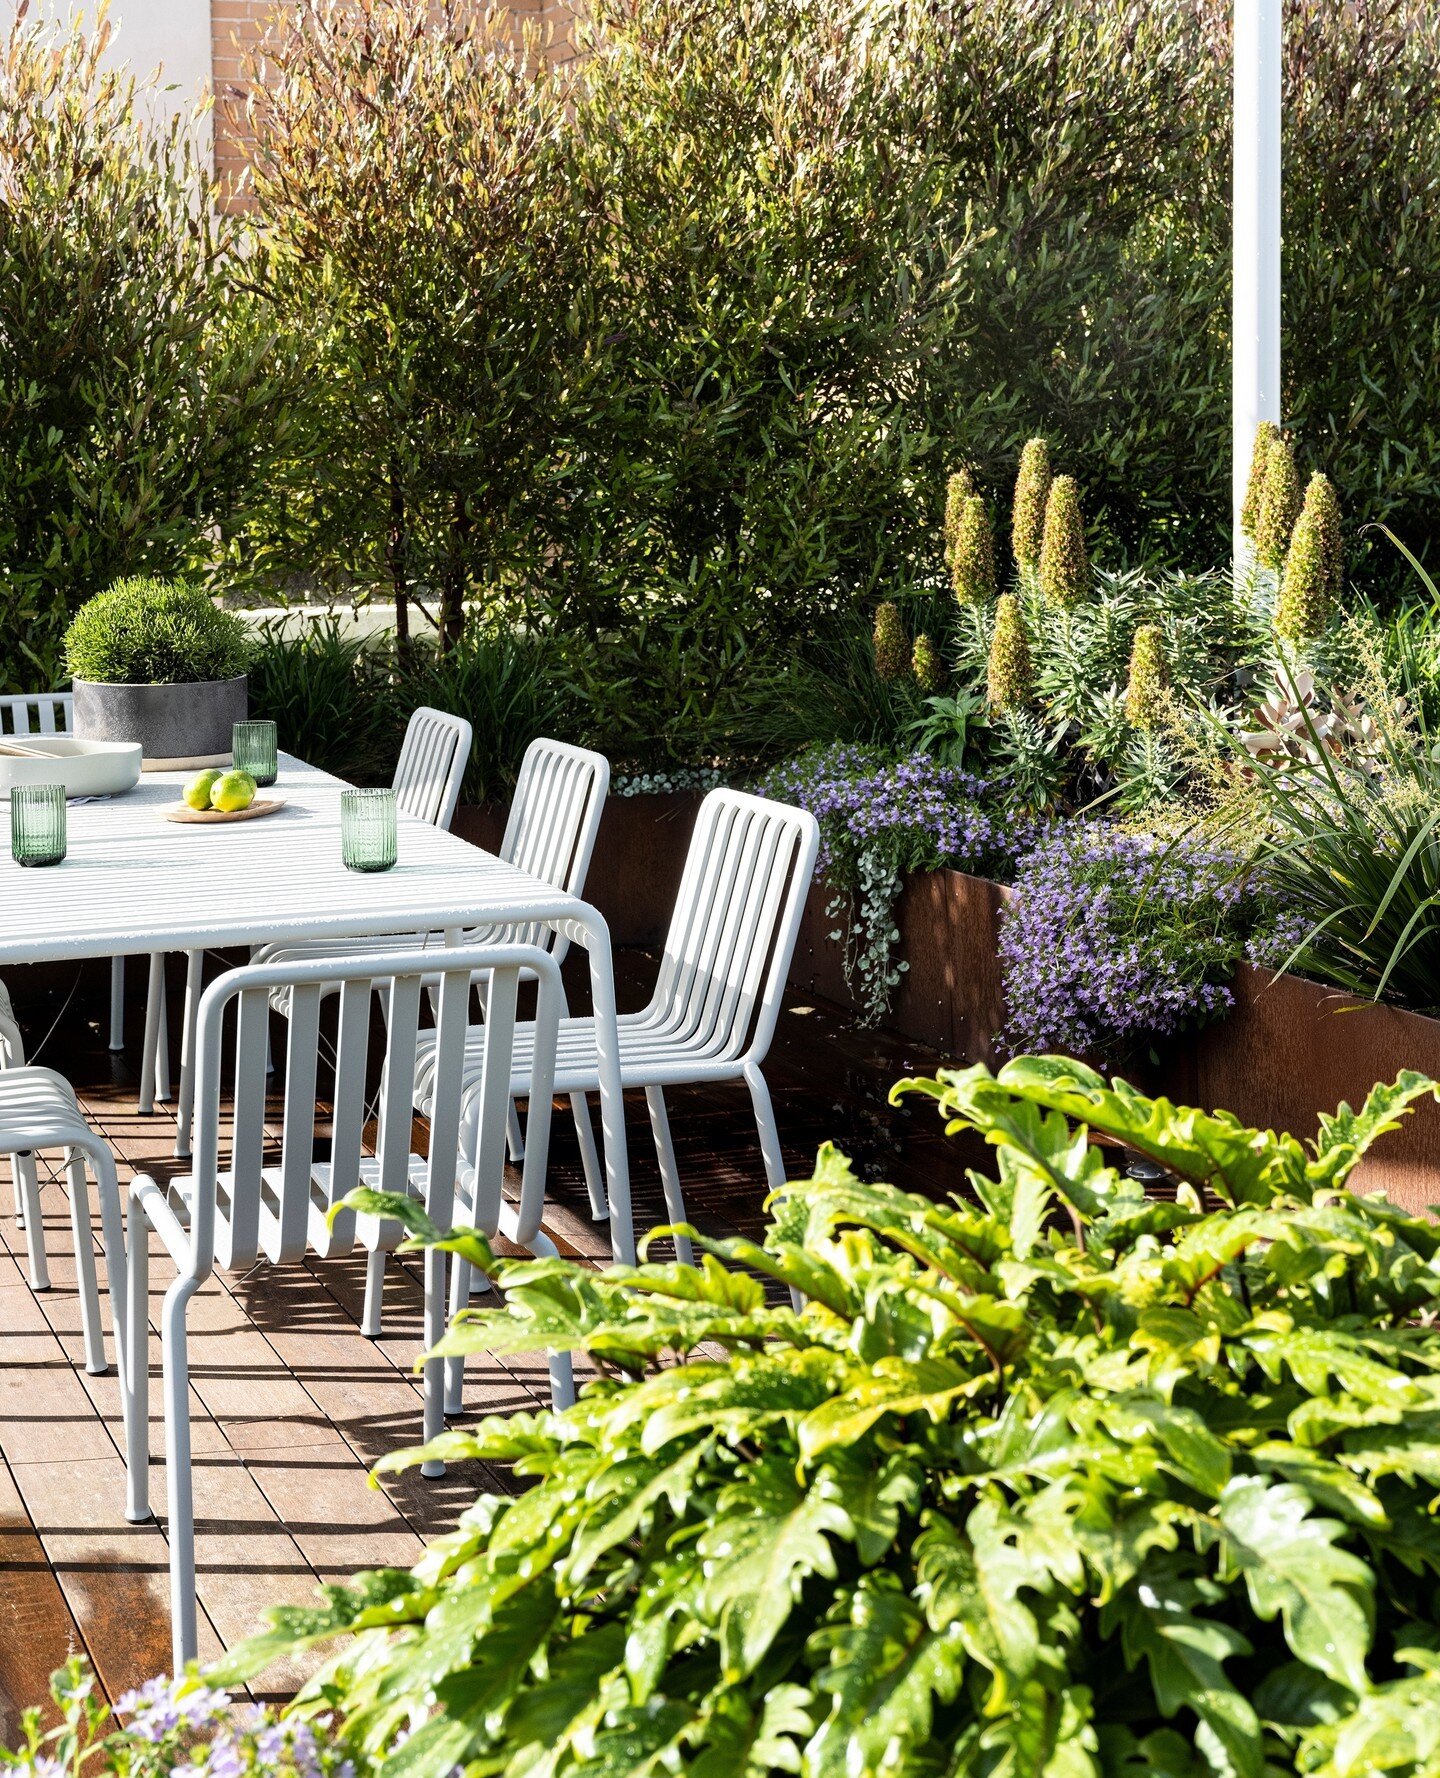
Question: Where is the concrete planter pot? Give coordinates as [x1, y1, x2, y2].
[71, 675, 248, 771]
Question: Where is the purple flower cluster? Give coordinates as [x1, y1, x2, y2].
[117, 1676, 231, 1744]
[113, 1674, 352, 1778]
[999, 827, 1250, 1060]
[763, 745, 1017, 880]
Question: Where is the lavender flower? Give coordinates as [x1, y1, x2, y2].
[117, 1675, 231, 1743]
[999, 826, 1262, 1061]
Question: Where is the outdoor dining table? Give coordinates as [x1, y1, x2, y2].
[0, 751, 635, 1263]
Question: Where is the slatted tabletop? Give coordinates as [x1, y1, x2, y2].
[0, 755, 584, 962]
[0, 753, 636, 1260]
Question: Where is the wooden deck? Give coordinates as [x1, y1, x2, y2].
[0, 949, 971, 1732]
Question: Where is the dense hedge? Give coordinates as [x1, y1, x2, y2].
[6, 1, 1440, 697]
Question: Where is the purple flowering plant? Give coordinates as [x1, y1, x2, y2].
[763, 744, 1027, 1021]
[2, 1661, 356, 1778]
[998, 825, 1274, 1062]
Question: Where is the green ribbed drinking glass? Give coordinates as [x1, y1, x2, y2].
[232, 719, 278, 787]
[11, 784, 66, 867]
[341, 788, 397, 872]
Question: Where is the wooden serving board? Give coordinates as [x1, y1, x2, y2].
[164, 798, 286, 825]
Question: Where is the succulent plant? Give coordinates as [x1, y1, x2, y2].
[872, 600, 909, 681]
[1011, 436, 1050, 571]
[942, 467, 975, 566]
[1303, 470, 1344, 596]
[1274, 509, 1332, 641]
[1122, 622, 1170, 729]
[1238, 667, 1395, 773]
[949, 494, 996, 606]
[1038, 473, 1088, 608]
[911, 631, 945, 694]
[1254, 431, 1300, 569]
[1239, 419, 1280, 541]
[986, 592, 1032, 710]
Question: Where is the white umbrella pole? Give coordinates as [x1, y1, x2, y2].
[1232, 0, 1282, 567]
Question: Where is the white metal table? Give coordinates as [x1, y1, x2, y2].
[0, 753, 635, 1262]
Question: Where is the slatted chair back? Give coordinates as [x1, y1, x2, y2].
[392, 706, 472, 828]
[650, 788, 819, 1070]
[495, 738, 610, 962]
[181, 942, 561, 1278]
[1, 692, 74, 738]
[0, 978, 23, 1067]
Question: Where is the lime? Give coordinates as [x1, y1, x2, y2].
[210, 769, 257, 813]
[183, 769, 223, 812]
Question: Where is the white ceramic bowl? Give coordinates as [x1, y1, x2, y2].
[0, 737, 143, 799]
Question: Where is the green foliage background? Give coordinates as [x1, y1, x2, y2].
[8, 0, 1440, 714]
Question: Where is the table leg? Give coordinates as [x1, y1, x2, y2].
[576, 909, 634, 1266]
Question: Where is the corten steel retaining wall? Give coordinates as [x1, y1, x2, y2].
[458, 795, 1440, 1209]
[793, 863, 1440, 1215]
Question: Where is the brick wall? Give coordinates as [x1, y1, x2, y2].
[210, 1, 579, 208]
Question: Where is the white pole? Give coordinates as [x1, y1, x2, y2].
[1232, 0, 1283, 567]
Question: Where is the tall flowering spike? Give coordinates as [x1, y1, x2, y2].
[872, 600, 909, 681]
[943, 467, 975, 566]
[912, 632, 945, 694]
[987, 593, 1032, 711]
[1038, 474, 1088, 608]
[1255, 432, 1300, 569]
[951, 495, 996, 606]
[1275, 509, 1331, 640]
[1240, 420, 1280, 541]
[1304, 470, 1344, 595]
[1123, 623, 1170, 729]
[1011, 436, 1050, 572]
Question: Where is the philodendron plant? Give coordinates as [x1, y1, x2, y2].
[219, 1060, 1440, 1778]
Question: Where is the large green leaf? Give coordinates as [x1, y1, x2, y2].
[1215, 1478, 1375, 1694]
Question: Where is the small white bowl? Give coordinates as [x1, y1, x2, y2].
[0, 737, 143, 799]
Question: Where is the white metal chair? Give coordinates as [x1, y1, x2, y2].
[251, 735, 610, 1334]
[412, 787, 820, 1407]
[124, 939, 564, 1672]
[2, 693, 131, 1056]
[0, 979, 126, 1378]
[145, 705, 475, 1153]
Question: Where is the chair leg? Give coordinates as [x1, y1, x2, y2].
[505, 1100, 525, 1164]
[138, 954, 171, 1113]
[360, 1249, 386, 1338]
[645, 1087, 693, 1267]
[571, 1093, 607, 1222]
[420, 1247, 448, 1477]
[109, 955, 126, 1052]
[64, 1153, 106, 1375]
[444, 1253, 471, 1416]
[155, 971, 171, 1104]
[745, 1065, 803, 1313]
[125, 1192, 152, 1524]
[174, 951, 203, 1160]
[161, 1274, 201, 1672]
[13, 1153, 50, 1291]
[529, 1229, 575, 1411]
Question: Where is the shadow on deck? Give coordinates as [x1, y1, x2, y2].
[0, 948, 977, 1730]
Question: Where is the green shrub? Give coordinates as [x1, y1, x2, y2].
[245, 619, 395, 785]
[224, 1059, 1440, 1778]
[63, 580, 249, 685]
[0, 10, 288, 693]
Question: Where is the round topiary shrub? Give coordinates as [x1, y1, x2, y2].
[64, 578, 249, 685]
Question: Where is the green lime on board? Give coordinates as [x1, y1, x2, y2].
[210, 769, 257, 813]
[182, 769, 223, 811]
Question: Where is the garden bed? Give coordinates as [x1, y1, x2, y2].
[792, 865, 1440, 1213]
